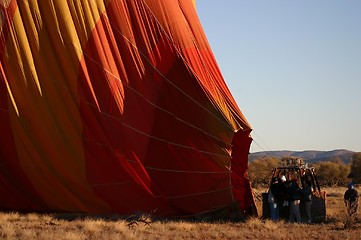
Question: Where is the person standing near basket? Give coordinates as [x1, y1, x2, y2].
[344, 182, 359, 223]
[287, 178, 302, 223]
[268, 177, 281, 221]
[301, 180, 313, 223]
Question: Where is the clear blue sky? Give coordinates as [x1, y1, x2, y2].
[197, 0, 361, 153]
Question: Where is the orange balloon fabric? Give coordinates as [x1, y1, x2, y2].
[0, 0, 255, 218]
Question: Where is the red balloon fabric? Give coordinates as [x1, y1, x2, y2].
[0, 0, 255, 218]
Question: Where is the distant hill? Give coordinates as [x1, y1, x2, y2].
[249, 149, 355, 164]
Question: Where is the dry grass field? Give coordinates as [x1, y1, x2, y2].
[1, 187, 360, 240]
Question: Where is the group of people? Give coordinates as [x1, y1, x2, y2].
[268, 176, 359, 224]
[267, 175, 312, 223]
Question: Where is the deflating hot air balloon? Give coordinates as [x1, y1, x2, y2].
[0, 0, 255, 219]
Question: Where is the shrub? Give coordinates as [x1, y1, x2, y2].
[248, 157, 280, 187]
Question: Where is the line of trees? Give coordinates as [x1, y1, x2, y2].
[248, 153, 361, 187]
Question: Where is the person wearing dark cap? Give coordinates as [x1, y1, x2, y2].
[344, 182, 359, 222]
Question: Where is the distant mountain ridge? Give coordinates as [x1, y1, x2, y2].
[249, 149, 355, 163]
